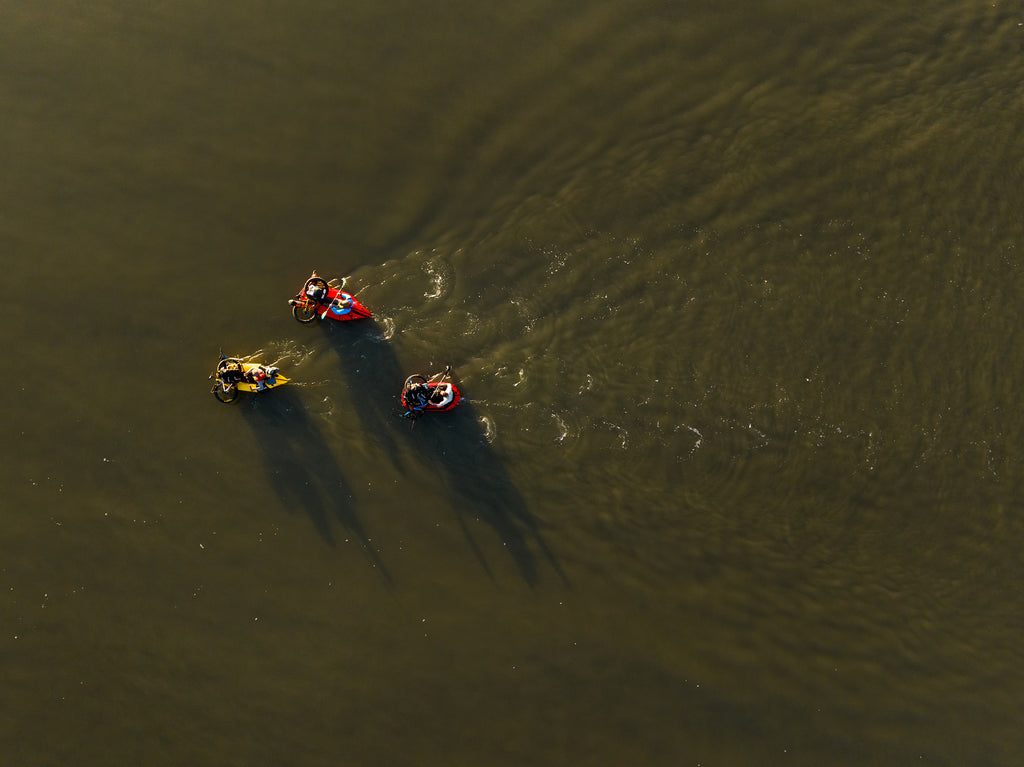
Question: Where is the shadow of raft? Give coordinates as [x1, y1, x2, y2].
[240, 387, 391, 583]
[407, 394, 568, 588]
[316, 319, 563, 585]
[319, 319, 406, 470]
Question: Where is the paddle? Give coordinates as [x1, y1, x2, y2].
[320, 296, 352, 319]
[319, 278, 353, 319]
[429, 365, 452, 384]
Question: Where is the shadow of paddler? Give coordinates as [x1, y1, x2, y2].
[240, 387, 391, 583]
[408, 394, 568, 588]
[320, 319, 406, 469]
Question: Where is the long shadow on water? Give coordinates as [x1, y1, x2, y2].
[321, 321, 406, 468]
[410, 400, 569, 587]
[321, 319, 565, 586]
[240, 387, 391, 583]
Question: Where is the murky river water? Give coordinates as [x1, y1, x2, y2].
[3, 1, 1024, 764]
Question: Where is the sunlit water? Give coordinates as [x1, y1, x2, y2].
[3, 1, 1024, 764]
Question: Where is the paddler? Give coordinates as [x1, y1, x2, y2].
[429, 382, 453, 406]
[329, 294, 354, 315]
[245, 366, 268, 391]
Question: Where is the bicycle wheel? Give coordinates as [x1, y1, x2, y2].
[292, 300, 318, 323]
[213, 382, 240, 403]
[304, 277, 329, 294]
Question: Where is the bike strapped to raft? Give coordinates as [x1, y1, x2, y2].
[288, 271, 372, 323]
[210, 354, 288, 404]
[213, 274, 473, 413]
[401, 366, 461, 419]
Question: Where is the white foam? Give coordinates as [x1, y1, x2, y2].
[552, 413, 569, 443]
[478, 415, 496, 444]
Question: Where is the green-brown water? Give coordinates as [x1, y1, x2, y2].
[3, 1, 1024, 764]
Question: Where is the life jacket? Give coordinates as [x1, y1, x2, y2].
[330, 295, 353, 314]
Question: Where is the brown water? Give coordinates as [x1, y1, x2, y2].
[3, 1, 1024, 765]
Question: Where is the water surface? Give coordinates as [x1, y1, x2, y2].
[2, 1, 1024, 764]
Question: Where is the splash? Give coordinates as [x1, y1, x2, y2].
[602, 420, 629, 449]
[423, 255, 452, 299]
[243, 339, 317, 370]
[478, 414, 497, 444]
[552, 413, 570, 443]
